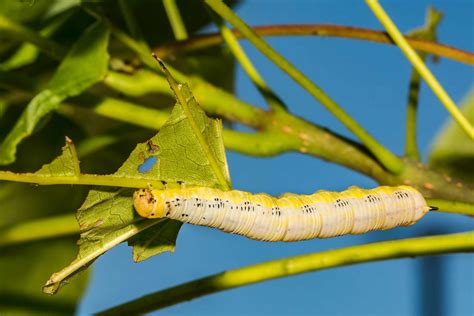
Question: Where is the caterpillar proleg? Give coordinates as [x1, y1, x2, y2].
[133, 185, 431, 241]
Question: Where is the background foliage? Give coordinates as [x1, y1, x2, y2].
[0, 0, 472, 315]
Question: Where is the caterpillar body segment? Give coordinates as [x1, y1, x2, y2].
[133, 185, 429, 242]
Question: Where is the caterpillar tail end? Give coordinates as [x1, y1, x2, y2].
[429, 206, 439, 211]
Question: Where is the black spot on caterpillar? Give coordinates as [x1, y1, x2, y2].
[133, 185, 430, 241]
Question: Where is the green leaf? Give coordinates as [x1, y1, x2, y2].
[129, 220, 182, 262]
[44, 77, 231, 294]
[158, 61, 232, 189]
[155, 102, 231, 187]
[0, 21, 110, 165]
[429, 89, 474, 184]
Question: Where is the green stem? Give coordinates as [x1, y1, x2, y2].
[0, 214, 79, 247]
[162, 0, 188, 40]
[64, 94, 170, 130]
[153, 24, 474, 65]
[106, 20, 269, 130]
[0, 171, 165, 189]
[366, 0, 474, 140]
[96, 231, 474, 315]
[427, 199, 474, 217]
[223, 130, 295, 156]
[103, 68, 265, 129]
[404, 7, 442, 160]
[405, 68, 422, 160]
[207, 8, 286, 112]
[0, 14, 66, 60]
[205, 0, 404, 174]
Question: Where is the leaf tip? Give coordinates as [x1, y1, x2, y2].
[65, 135, 73, 145]
[42, 277, 60, 295]
[151, 53, 166, 73]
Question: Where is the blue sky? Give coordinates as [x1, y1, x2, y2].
[79, 1, 473, 315]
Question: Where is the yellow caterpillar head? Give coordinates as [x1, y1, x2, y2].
[133, 189, 165, 218]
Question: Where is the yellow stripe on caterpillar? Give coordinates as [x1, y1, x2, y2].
[133, 185, 430, 241]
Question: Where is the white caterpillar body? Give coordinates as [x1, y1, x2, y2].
[133, 185, 430, 241]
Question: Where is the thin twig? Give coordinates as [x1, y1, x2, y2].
[206, 7, 287, 111]
[366, 0, 474, 139]
[162, 0, 188, 40]
[153, 24, 474, 65]
[404, 7, 443, 160]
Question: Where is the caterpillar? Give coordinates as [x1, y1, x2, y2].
[133, 185, 433, 241]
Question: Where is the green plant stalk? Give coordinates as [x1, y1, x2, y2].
[66, 94, 170, 129]
[153, 24, 474, 65]
[427, 199, 474, 217]
[366, 0, 474, 140]
[204, 0, 404, 175]
[0, 14, 66, 60]
[404, 7, 442, 161]
[76, 134, 119, 158]
[405, 66, 422, 160]
[0, 214, 79, 247]
[207, 8, 286, 112]
[103, 70, 265, 128]
[0, 9, 73, 71]
[0, 171, 165, 189]
[162, 0, 188, 40]
[106, 21, 270, 130]
[109, 24, 269, 128]
[97, 230, 474, 315]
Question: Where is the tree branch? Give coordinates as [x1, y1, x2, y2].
[96, 231, 474, 315]
[153, 24, 474, 65]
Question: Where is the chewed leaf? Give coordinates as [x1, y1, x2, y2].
[157, 101, 230, 187]
[429, 89, 474, 184]
[36, 137, 80, 177]
[0, 21, 110, 165]
[0, 137, 80, 181]
[138, 156, 158, 173]
[156, 58, 231, 190]
[43, 188, 159, 295]
[44, 64, 232, 293]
